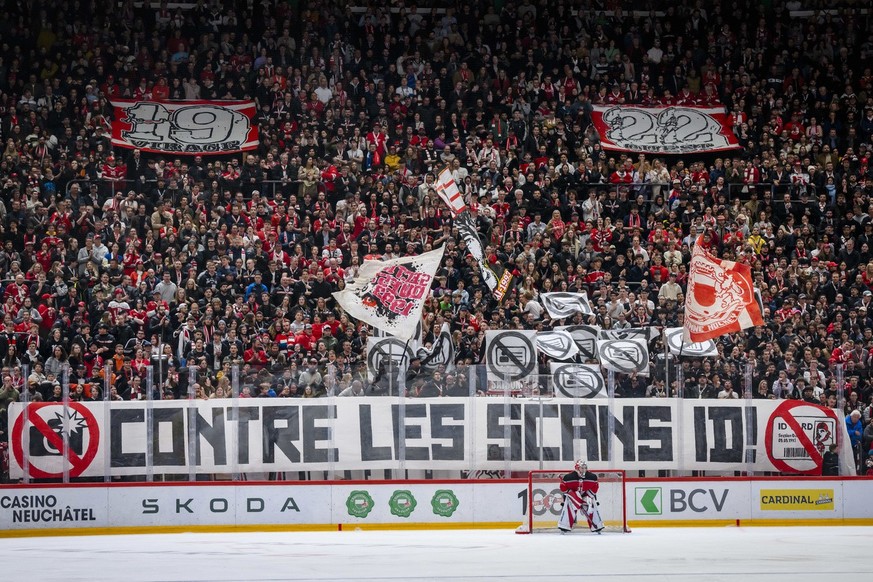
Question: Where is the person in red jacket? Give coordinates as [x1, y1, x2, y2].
[557, 460, 604, 533]
[365, 122, 388, 158]
[4, 274, 29, 308]
[294, 324, 315, 353]
[152, 77, 170, 101]
[243, 338, 269, 370]
[100, 155, 127, 194]
[609, 159, 636, 184]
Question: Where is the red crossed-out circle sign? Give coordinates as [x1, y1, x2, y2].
[764, 400, 839, 475]
[11, 402, 100, 479]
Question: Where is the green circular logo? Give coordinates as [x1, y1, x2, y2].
[346, 490, 375, 518]
[431, 489, 460, 517]
[389, 490, 418, 518]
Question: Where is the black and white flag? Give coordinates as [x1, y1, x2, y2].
[417, 322, 456, 371]
[664, 327, 718, 357]
[598, 327, 658, 342]
[540, 292, 594, 319]
[597, 338, 650, 376]
[556, 325, 600, 360]
[536, 331, 579, 361]
[366, 336, 414, 385]
[550, 363, 606, 398]
[485, 330, 537, 383]
[455, 211, 513, 301]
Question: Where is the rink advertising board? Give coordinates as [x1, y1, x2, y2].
[1, 478, 872, 535]
[110, 99, 259, 154]
[631, 481, 747, 522]
[629, 479, 869, 526]
[0, 481, 523, 533]
[7, 399, 853, 477]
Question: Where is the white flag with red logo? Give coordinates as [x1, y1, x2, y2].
[435, 167, 467, 216]
[683, 236, 763, 342]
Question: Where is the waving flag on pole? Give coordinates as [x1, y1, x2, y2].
[433, 166, 512, 301]
[540, 292, 594, 319]
[333, 247, 444, 341]
[417, 322, 456, 372]
[683, 236, 763, 342]
[435, 167, 468, 216]
[455, 211, 513, 301]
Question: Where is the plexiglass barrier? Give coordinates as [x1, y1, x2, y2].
[2, 362, 855, 482]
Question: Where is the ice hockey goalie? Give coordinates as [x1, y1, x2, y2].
[557, 460, 605, 534]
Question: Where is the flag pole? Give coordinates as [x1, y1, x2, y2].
[398, 337, 413, 395]
[664, 332, 670, 397]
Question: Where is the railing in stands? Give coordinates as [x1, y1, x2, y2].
[64, 177, 304, 202]
[66, 177, 794, 207]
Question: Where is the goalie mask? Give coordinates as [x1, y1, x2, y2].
[575, 459, 587, 475]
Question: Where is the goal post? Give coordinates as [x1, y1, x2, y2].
[516, 470, 631, 534]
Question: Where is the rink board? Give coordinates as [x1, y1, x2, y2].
[2, 477, 873, 537]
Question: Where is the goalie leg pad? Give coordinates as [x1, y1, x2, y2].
[582, 496, 605, 532]
[557, 493, 579, 532]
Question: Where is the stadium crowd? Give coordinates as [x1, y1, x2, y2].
[1, 0, 873, 473]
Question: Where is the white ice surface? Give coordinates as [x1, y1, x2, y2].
[2, 527, 872, 582]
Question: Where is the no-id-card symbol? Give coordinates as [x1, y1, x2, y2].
[765, 400, 839, 475]
[486, 330, 536, 381]
[551, 364, 605, 398]
[11, 402, 100, 479]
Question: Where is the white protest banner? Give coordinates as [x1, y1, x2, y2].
[537, 331, 579, 361]
[550, 363, 606, 398]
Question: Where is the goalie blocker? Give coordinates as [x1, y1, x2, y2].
[516, 466, 630, 534]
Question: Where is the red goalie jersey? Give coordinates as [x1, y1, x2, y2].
[560, 470, 599, 496]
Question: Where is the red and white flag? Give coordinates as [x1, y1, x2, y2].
[110, 100, 259, 155]
[683, 236, 763, 342]
[591, 105, 740, 155]
[435, 167, 467, 216]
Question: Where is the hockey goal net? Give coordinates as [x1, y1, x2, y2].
[516, 470, 630, 534]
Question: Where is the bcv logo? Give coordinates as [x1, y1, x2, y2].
[635, 487, 729, 515]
